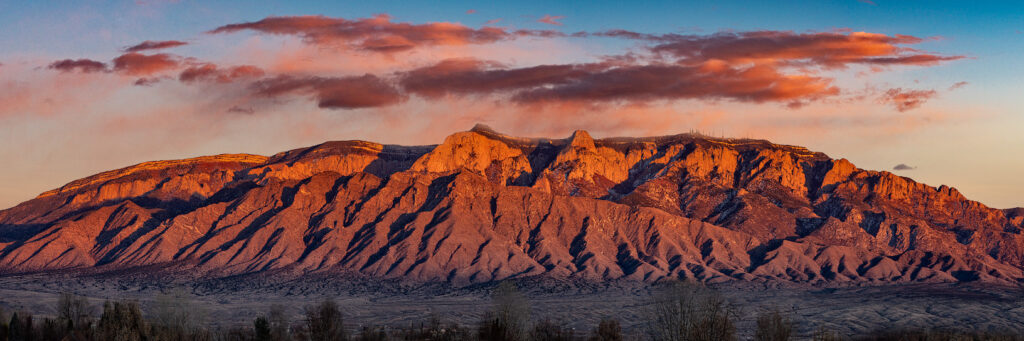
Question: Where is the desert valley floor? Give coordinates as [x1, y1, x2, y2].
[2, 274, 1023, 338]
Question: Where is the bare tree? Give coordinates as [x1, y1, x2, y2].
[97, 300, 147, 341]
[267, 304, 290, 341]
[306, 298, 346, 341]
[644, 281, 736, 341]
[152, 286, 204, 333]
[56, 292, 92, 331]
[478, 281, 530, 341]
[755, 308, 794, 341]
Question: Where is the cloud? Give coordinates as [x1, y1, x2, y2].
[112, 53, 181, 76]
[880, 88, 937, 112]
[466, 9, 476, 14]
[124, 40, 188, 52]
[399, 59, 601, 98]
[400, 58, 838, 107]
[949, 81, 969, 91]
[251, 74, 405, 109]
[893, 163, 916, 170]
[594, 30, 962, 69]
[858, 0, 878, 5]
[179, 63, 264, 83]
[134, 77, 161, 86]
[227, 105, 254, 114]
[209, 14, 557, 53]
[538, 15, 565, 26]
[48, 59, 108, 73]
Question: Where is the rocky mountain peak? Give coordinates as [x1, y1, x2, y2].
[567, 130, 595, 149]
[2, 127, 1023, 286]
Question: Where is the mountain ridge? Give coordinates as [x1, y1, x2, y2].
[2, 126, 1022, 286]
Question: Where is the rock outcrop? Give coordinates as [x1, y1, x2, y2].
[1, 125, 1022, 285]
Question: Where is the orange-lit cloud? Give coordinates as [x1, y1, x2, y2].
[880, 88, 937, 112]
[251, 74, 405, 109]
[48, 59, 108, 73]
[538, 15, 565, 26]
[179, 63, 264, 83]
[209, 14, 560, 53]
[399, 58, 838, 107]
[594, 30, 963, 69]
[112, 53, 180, 76]
[40, 14, 963, 115]
[124, 40, 188, 52]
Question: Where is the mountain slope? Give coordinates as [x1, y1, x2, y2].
[1, 125, 1022, 285]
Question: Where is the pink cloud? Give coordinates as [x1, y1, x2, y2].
[209, 14, 558, 53]
[538, 15, 565, 26]
[595, 30, 963, 69]
[179, 63, 264, 83]
[112, 53, 180, 76]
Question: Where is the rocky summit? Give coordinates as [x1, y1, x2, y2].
[2, 125, 1022, 286]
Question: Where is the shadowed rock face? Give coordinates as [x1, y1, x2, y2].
[2, 125, 1023, 285]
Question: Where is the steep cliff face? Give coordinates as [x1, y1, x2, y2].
[1, 125, 1022, 285]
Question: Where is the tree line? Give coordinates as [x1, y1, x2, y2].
[0, 281, 1019, 340]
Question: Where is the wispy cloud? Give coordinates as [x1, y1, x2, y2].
[48, 59, 108, 73]
[124, 40, 188, 52]
[880, 88, 937, 112]
[610, 30, 965, 69]
[538, 14, 565, 26]
[179, 63, 264, 83]
[209, 14, 560, 53]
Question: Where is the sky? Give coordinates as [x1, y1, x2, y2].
[1, 0, 1023, 209]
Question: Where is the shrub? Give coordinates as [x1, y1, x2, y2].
[590, 319, 622, 341]
[356, 325, 388, 341]
[254, 316, 272, 341]
[529, 319, 574, 341]
[812, 327, 842, 341]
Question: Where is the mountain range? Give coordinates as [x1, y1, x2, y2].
[2, 124, 1022, 286]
